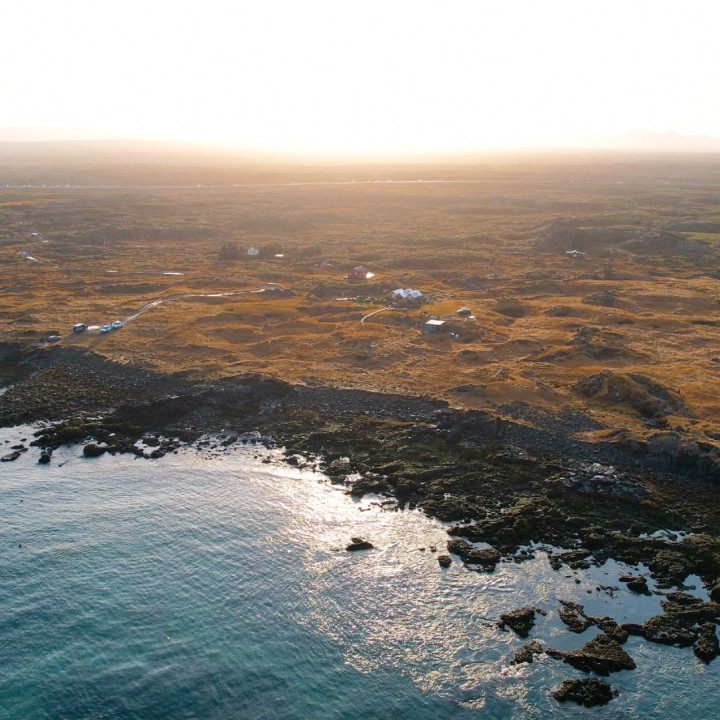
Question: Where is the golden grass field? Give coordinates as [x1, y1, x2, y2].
[1, 147, 719, 449]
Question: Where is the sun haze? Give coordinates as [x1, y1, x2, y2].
[2, 0, 719, 155]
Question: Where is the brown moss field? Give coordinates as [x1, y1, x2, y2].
[2, 148, 720, 449]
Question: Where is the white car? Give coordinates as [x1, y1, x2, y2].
[111, 320, 124, 329]
[100, 324, 112, 333]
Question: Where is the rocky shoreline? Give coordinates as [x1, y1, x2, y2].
[3, 342, 720, 706]
[5, 343, 719, 575]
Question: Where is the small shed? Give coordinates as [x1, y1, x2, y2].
[424, 319, 446, 333]
[565, 249, 587, 259]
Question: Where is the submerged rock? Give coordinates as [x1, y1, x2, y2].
[38, 449, 52, 464]
[510, 641, 544, 665]
[553, 678, 618, 707]
[548, 548, 592, 571]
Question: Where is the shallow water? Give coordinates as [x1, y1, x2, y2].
[0, 425, 718, 719]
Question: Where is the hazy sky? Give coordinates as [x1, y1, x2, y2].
[2, 0, 719, 154]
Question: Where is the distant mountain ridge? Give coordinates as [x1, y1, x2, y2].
[604, 129, 720, 151]
[0, 128, 719, 159]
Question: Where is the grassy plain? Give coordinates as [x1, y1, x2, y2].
[1, 145, 719, 451]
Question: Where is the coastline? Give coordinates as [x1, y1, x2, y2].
[4, 341, 720, 701]
[3, 341, 720, 579]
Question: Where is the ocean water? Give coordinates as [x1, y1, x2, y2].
[1, 424, 719, 720]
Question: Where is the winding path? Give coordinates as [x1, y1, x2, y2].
[17, 232, 289, 342]
[360, 307, 391, 325]
[120, 286, 287, 325]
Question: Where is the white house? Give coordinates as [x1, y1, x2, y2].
[390, 288, 423, 301]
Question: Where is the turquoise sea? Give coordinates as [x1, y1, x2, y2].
[1, 424, 719, 719]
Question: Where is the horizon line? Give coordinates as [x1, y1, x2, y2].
[2, 136, 720, 165]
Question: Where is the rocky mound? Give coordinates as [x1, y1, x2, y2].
[574, 370, 688, 418]
[545, 462, 651, 501]
[533, 326, 652, 363]
[535, 218, 712, 257]
[622, 233, 712, 256]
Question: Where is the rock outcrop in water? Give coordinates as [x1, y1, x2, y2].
[83, 443, 106, 458]
[553, 678, 618, 707]
[558, 600, 595, 633]
[446, 539, 502, 571]
[510, 641, 545, 665]
[557, 600, 629, 643]
[498, 607, 542, 638]
[547, 548, 592, 571]
[558, 634, 636, 676]
[346, 537, 374, 551]
[1, 449, 23, 461]
[694, 623, 720, 663]
[626, 592, 720, 649]
[619, 573, 650, 594]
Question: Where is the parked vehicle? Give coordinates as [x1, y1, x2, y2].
[72, 323, 87, 333]
[111, 320, 124, 329]
[100, 324, 112, 333]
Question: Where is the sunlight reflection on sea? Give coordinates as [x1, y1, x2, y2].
[0, 424, 718, 719]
